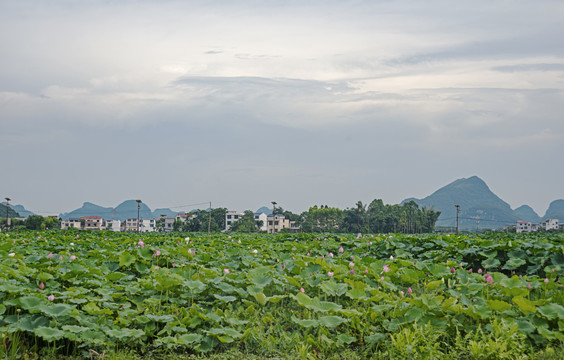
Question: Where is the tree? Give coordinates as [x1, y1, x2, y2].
[230, 210, 259, 233]
[25, 215, 45, 230]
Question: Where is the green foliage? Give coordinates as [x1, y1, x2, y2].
[0, 230, 562, 359]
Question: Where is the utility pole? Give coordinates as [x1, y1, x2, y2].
[208, 201, 212, 236]
[5, 197, 10, 230]
[357, 202, 361, 234]
[271, 201, 277, 234]
[136, 200, 141, 233]
[455, 204, 460, 234]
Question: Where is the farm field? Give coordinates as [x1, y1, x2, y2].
[1, 230, 563, 359]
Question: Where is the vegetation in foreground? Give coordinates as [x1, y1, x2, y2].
[1, 230, 563, 359]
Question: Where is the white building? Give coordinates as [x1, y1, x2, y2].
[266, 214, 300, 234]
[225, 210, 243, 231]
[140, 219, 156, 232]
[541, 219, 559, 231]
[104, 219, 121, 232]
[254, 212, 268, 232]
[61, 219, 81, 230]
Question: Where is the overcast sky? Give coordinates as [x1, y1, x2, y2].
[1, 0, 563, 216]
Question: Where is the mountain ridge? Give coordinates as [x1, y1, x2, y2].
[402, 176, 563, 229]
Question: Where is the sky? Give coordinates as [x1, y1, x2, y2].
[1, 0, 563, 217]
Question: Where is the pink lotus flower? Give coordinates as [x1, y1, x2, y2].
[349, 262, 355, 267]
[478, 268, 483, 274]
[400, 290, 405, 296]
[48, 253, 54, 259]
[485, 264, 489, 269]
[59, 255, 63, 261]
[328, 271, 334, 277]
[173, 263, 177, 267]
[282, 264, 286, 270]
[368, 241, 372, 245]
[339, 247, 344, 253]
[328, 252, 333, 258]
[228, 236, 232, 239]
[365, 269, 369, 274]
[39, 282, 45, 290]
[300, 287, 305, 293]
[527, 283, 531, 290]
[350, 269, 355, 275]
[380, 276, 384, 281]
[70, 255, 76, 260]
[407, 287, 412, 295]
[48, 295, 54, 301]
[450, 267, 455, 274]
[224, 269, 230, 275]
[155, 266, 159, 270]
[307, 252, 311, 256]
[383, 265, 390, 273]
[544, 278, 549, 283]
[468, 268, 473, 274]
[156, 250, 161, 256]
[138, 240, 145, 248]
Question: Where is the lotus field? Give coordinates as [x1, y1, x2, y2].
[1, 230, 563, 359]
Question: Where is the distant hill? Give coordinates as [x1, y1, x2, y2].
[514, 205, 541, 223]
[152, 208, 179, 218]
[402, 176, 519, 230]
[543, 200, 564, 222]
[60, 202, 114, 220]
[255, 206, 272, 215]
[0, 203, 35, 218]
[0, 203, 20, 218]
[60, 200, 154, 221]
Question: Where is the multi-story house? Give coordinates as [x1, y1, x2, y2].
[104, 219, 122, 232]
[81, 216, 103, 230]
[266, 214, 300, 233]
[225, 210, 243, 231]
[541, 219, 560, 231]
[140, 218, 156, 232]
[254, 212, 268, 232]
[60, 219, 81, 230]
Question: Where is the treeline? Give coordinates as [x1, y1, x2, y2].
[0, 215, 60, 231]
[298, 200, 441, 234]
[166, 199, 440, 234]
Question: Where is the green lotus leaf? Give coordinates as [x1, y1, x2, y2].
[19, 296, 43, 311]
[0, 304, 5, 315]
[503, 258, 527, 269]
[177, 333, 202, 345]
[514, 320, 536, 334]
[318, 315, 348, 328]
[119, 252, 136, 267]
[365, 333, 386, 344]
[62, 325, 90, 333]
[486, 299, 512, 312]
[336, 334, 356, 345]
[482, 258, 501, 268]
[18, 315, 49, 332]
[106, 272, 127, 281]
[319, 281, 348, 296]
[537, 303, 564, 320]
[291, 316, 318, 328]
[512, 296, 536, 314]
[214, 294, 237, 303]
[34, 326, 65, 341]
[106, 328, 145, 339]
[253, 292, 267, 306]
[40, 304, 74, 318]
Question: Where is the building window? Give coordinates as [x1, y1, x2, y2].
[227, 215, 232, 219]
